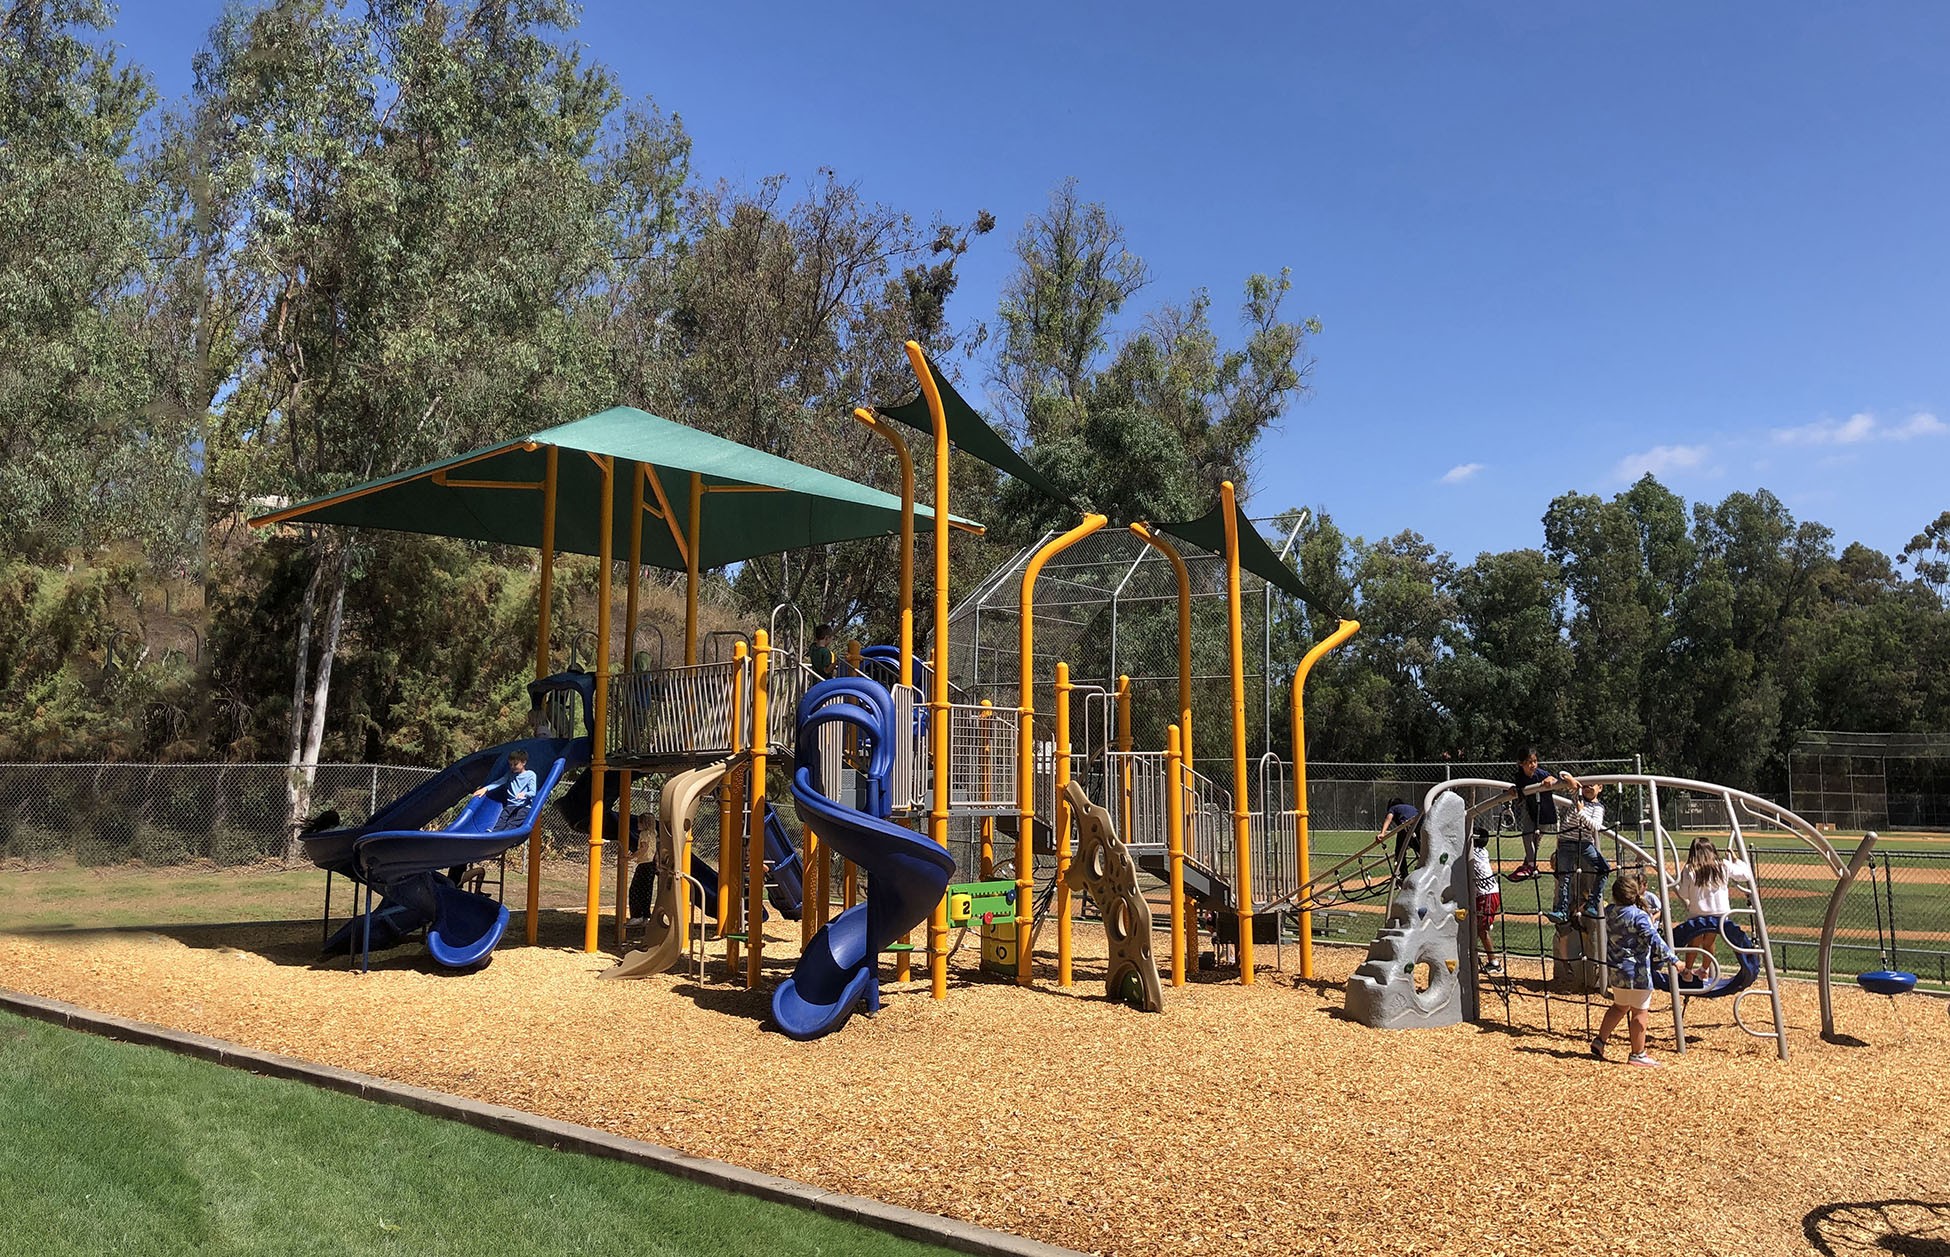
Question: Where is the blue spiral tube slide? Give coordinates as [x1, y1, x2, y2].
[771, 677, 953, 1040]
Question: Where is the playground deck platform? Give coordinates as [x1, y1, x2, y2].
[2, 915, 1944, 1257]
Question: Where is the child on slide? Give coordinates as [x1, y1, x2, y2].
[473, 748, 537, 832]
[1674, 837, 1752, 981]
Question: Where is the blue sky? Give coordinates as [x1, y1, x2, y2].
[118, 2, 1948, 564]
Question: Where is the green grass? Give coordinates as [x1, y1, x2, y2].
[0, 1009, 957, 1257]
[0, 857, 593, 933]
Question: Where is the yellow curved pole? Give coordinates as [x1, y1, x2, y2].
[718, 642, 747, 944]
[855, 409, 914, 689]
[527, 445, 558, 946]
[1219, 482, 1253, 983]
[903, 340, 953, 1000]
[1292, 617, 1360, 979]
[584, 455, 615, 954]
[1128, 523, 1192, 766]
[1017, 513, 1108, 986]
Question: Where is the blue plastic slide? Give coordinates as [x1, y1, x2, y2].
[312, 735, 588, 967]
[771, 677, 954, 1040]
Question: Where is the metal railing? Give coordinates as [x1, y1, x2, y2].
[947, 703, 1019, 814]
[1104, 750, 1170, 851]
[607, 659, 745, 760]
[1180, 762, 1233, 885]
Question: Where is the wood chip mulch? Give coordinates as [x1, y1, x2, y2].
[2, 916, 1945, 1257]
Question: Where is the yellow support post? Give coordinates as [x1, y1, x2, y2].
[1219, 482, 1253, 984]
[746, 630, 771, 989]
[527, 445, 558, 946]
[1130, 522, 1193, 981]
[856, 406, 918, 981]
[904, 341, 952, 1000]
[854, 409, 914, 687]
[841, 638, 862, 913]
[584, 455, 615, 954]
[979, 700, 995, 878]
[1115, 673, 1133, 845]
[685, 473, 701, 665]
[1165, 724, 1187, 986]
[616, 465, 645, 950]
[1292, 618, 1360, 979]
[718, 642, 747, 943]
[1016, 514, 1109, 987]
[1054, 662, 1074, 987]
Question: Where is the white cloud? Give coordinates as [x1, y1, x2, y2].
[1612, 443, 1709, 483]
[1773, 410, 1944, 445]
[1891, 411, 1946, 440]
[1439, 462, 1484, 485]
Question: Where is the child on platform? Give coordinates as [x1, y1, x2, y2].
[1674, 837, 1752, 980]
[473, 748, 537, 832]
[1544, 775, 1612, 926]
[1592, 871, 1680, 1067]
[1504, 748, 1558, 881]
[808, 623, 837, 680]
[1470, 828, 1502, 974]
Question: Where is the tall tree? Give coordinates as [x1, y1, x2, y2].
[190, 0, 626, 839]
[0, 0, 201, 567]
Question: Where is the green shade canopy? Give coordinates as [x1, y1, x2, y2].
[253, 407, 975, 568]
[1159, 500, 1345, 618]
[879, 352, 1076, 507]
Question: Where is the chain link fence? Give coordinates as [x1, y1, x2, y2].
[0, 762, 597, 869]
[1301, 758, 1643, 834]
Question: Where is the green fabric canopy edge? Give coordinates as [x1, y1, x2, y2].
[1158, 500, 1346, 619]
[878, 353, 1076, 507]
[252, 406, 976, 566]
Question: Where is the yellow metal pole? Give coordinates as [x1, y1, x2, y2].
[1115, 673, 1133, 844]
[979, 700, 995, 877]
[718, 642, 747, 942]
[1165, 724, 1187, 986]
[1219, 482, 1253, 984]
[616, 464, 645, 949]
[904, 341, 952, 1000]
[855, 409, 914, 687]
[746, 629, 770, 989]
[1129, 522, 1193, 978]
[527, 445, 558, 946]
[1017, 513, 1109, 987]
[841, 638, 862, 914]
[685, 473, 702, 666]
[1292, 618, 1360, 980]
[584, 455, 615, 954]
[1128, 524, 1193, 777]
[1054, 662, 1074, 987]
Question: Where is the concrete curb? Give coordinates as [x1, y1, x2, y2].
[0, 989, 1083, 1257]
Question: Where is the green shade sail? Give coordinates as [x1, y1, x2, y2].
[878, 352, 1076, 508]
[1159, 500, 1345, 618]
[253, 407, 974, 568]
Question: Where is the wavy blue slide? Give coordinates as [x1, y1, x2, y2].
[771, 677, 954, 1040]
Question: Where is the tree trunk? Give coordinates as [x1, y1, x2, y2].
[283, 540, 324, 860]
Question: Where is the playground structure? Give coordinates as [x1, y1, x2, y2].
[256, 340, 1898, 1056]
[1336, 772, 1881, 1061]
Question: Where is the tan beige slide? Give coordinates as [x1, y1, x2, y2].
[1061, 780, 1165, 1013]
[602, 760, 729, 979]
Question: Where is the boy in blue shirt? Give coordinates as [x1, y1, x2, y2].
[473, 749, 537, 832]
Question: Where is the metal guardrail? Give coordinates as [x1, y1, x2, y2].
[607, 660, 745, 760]
[947, 703, 1019, 814]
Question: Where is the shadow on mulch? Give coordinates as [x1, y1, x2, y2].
[1804, 1199, 1950, 1256]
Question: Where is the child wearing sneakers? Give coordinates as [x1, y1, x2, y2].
[1592, 871, 1680, 1067]
[1544, 775, 1611, 926]
[1503, 748, 1557, 881]
[1470, 828, 1502, 974]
